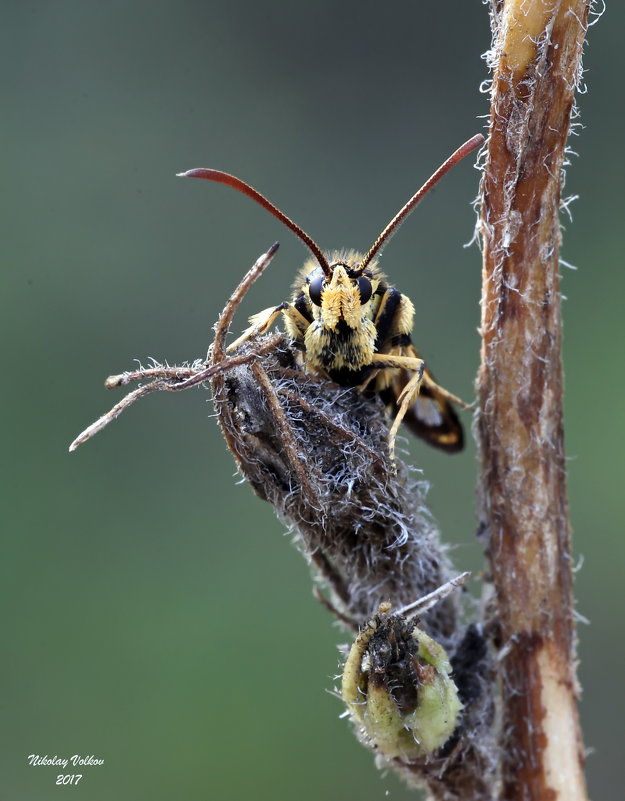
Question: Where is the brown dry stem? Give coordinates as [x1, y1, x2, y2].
[478, 2, 591, 800]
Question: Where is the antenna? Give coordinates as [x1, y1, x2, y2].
[177, 168, 332, 277]
[361, 133, 484, 270]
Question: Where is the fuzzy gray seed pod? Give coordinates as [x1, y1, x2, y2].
[210, 333, 458, 635]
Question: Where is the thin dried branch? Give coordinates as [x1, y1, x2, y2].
[69, 245, 281, 452]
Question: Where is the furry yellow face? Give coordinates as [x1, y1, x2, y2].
[287, 253, 388, 373]
[303, 272, 377, 371]
[311, 264, 364, 330]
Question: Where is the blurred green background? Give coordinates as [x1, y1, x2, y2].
[2, 2, 622, 799]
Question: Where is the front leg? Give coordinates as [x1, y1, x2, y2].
[227, 299, 313, 353]
[282, 299, 313, 340]
[226, 302, 289, 352]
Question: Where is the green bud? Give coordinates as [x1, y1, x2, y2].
[341, 604, 462, 760]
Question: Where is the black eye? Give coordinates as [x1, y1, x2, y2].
[357, 276, 372, 305]
[309, 275, 325, 306]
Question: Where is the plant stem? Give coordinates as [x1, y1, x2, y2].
[478, 2, 591, 799]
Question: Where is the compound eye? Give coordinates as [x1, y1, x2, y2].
[309, 274, 325, 306]
[357, 276, 372, 305]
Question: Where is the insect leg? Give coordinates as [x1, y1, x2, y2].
[421, 372, 474, 410]
[368, 352, 425, 457]
[282, 303, 312, 339]
[227, 302, 289, 352]
[357, 368, 381, 392]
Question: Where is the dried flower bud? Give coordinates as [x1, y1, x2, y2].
[342, 605, 462, 760]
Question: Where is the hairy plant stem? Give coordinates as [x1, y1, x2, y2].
[478, 2, 591, 800]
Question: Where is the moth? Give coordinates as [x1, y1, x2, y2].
[178, 134, 483, 455]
